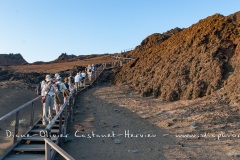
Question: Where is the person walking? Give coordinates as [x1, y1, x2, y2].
[74, 73, 80, 91]
[54, 76, 69, 114]
[86, 64, 92, 81]
[80, 70, 86, 87]
[63, 77, 70, 103]
[91, 64, 95, 80]
[42, 76, 56, 125]
[68, 74, 75, 95]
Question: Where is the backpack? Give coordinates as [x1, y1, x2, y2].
[69, 76, 74, 83]
[64, 82, 69, 91]
[56, 83, 61, 91]
[36, 82, 41, 95]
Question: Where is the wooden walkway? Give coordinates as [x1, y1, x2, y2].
[0, 60, 133, 160]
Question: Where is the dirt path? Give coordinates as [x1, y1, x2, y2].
[59, 82, 235, 160]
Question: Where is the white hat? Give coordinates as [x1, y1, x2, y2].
[55, 73, 59, 77]
[46, 77, 53, 83]
[56, 76, 62, 80]
[45, 75, 51, 79]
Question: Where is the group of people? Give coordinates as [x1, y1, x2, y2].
[74, 64, 95, 91]
[39, 64, 95, 125]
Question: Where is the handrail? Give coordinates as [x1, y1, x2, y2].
[0, 96, 41, 144]
[44, 138, 75, 160]
[0, 96, 41, 121]
[113, 56, 134, 60]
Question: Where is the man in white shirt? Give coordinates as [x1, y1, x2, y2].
[80, 70, 86, 87]
[86, 64, 92, 81]
[74, 73, 80, 91]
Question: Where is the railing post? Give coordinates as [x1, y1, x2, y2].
[30, 102, 35, 126]
[13, 111, 19, 144]
[70, 97, 73, 122]
[65, 102, 68, 124]
[45, 141, 51, 160]
[120, 60, 123, 67]
[59, 113, 63, 135]
[94, 70, 97, 80]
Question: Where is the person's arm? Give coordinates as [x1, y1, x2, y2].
[42, 84, 48, 96]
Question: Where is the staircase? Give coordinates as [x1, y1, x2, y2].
[3, 118, 64, 160]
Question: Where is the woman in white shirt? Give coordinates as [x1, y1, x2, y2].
[42, 77, 56, 125]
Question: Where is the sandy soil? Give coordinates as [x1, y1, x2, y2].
[8, 55, 113, 73]
[58, 82, 240, 160]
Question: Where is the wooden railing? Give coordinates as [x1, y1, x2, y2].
[45, 138, 75, 160]
[0, 96, 41, 144]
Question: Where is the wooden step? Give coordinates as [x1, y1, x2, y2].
[23, 136, 58, 142]
[35, 124, 60, 128]
[13, 144, 45, 152]
[4, 153, 44, 160]
[55, 120, 65, 123]
[29, 129, 59, 134]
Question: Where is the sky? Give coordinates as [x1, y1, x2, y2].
[0, 0, 239, 63]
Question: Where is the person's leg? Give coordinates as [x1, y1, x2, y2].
[64, 94, 68, 103]
[75, 82, 78, 91]
[54, 95, 60, 114]
[44, 96, 50, 125]
[48, 96, 54, 121]
[55, 104, 60, 114]
[42, 102, 47, 125]
[78, 82, 80, 90]
[79, 80, 82, 87]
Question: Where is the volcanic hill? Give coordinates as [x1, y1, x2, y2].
[0, 53, 27, 66]
[115, 11, 240, 104]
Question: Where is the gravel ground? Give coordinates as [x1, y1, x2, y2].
[58, 82, 238, 160]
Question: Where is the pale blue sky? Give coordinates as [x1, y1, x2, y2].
[0, 0, 239, 63]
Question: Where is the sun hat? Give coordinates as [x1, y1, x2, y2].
[45, 75, 51, 79]
[55, 73, 59, 77]
[56, 76, 62, 80]
[46, 77, 53, 83]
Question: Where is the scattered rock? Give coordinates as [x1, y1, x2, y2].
[226, 152, 240, 157]
[132, 149, 139, 153]
[112, 124, 119, 128]
[190, 121, 197, 130]
[114, 139, 121, 144]
[167, 122, 173, 127]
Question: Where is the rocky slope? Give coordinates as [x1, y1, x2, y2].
[0, 53, 27, 66]
[115, 11, 240, 103]
[53, 53, 110, 63]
